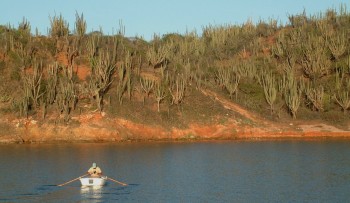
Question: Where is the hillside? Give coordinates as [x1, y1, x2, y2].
[1, 7, 350, 143]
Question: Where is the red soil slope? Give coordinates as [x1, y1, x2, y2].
[1, 88, 350, 144]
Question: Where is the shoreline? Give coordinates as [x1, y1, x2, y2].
[1, 115, 350, 144]
[2, 130, 350, 144]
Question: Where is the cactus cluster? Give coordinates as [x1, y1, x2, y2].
[0, 5, 350, 125]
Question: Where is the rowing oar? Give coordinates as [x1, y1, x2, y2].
[57, 173, 89, 187]
[107, 177, 128, 186]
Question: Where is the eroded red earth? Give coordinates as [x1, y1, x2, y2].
[1, 89, 350, 144]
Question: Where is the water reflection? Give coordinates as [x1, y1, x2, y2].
[80, 186, 103, 201]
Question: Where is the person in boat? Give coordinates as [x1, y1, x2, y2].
[88, 163, 102, 177]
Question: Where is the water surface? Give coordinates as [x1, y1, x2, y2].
[0, 140, 350, 202]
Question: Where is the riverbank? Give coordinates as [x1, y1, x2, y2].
[1, 114, 350, 144]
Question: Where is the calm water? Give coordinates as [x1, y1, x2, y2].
[1, 140, 350, 202]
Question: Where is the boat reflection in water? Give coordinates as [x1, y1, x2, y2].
[80, 185, 104, 200]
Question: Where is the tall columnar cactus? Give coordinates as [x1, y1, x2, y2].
[327, 32, 347, 60]
[16, 38, 36, 69]
[261, 70, 277, 113]
[335, 90, 350, 114]
[74, 12, 86, 38]
[56, 66, 76, 122]
[193, 64, 205, 90]
[140, 77, 155, 98]
[316, 19, 334, 37]
[301, 34, 331, 80]
[182, 59, 192, 83]
[22, 61, 44, 109]
[49, 14, 69, 39]
[116, 55, 132, 105]
[89, 50, 116, 112]
[5, 33, 15, 54]
[285, 82, 302, 119]
[46, 62, 59, 104]
[88, 34, 119, 111]
[18, 17, 31, 36]
[146, 43, 171, 68]
[305, 85, 324, 111]
[64, 37, 79, 66]
[169, 74, 186, 105]
[215, 67, 230, 88]
[155, 83, 166, 112]
[86, 34, 101, 63]
[288, 11, 307, 28]
[238, 61, 257, 79]
[271, 33, 286, 58]
[272, 31, 298, 72]
[202, 24, 242, 60]
[19, 83, 31, 118]
[116, 67, 127, 105]
[176, 32, 205, 61]
[281, 72, 303, 119]
[216, 66, 241, 99]
[224, 73, 240, 100]
[335, 68, 344, 91]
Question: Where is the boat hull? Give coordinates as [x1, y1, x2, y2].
[79, 176, 107, 186]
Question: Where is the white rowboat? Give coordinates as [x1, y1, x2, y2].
[79, 176, 107, 186]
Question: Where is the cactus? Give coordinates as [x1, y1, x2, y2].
[140, 77, 154, 98]
[155, 83, 166, 112]
[215, 67, 229, 88]
[238, 61, 257, 79]
[285, 82, 302, 119]
[261, 70, 277, 113]
[86, 34, 101, 63]
[169, 74, 186, 105]
[193, 64, 205, 90]
[335, 68, 344, 91]
[281, 72, 303, 119]
[335, 90, 350, 113]
[74, 12, 86, 38]
[21, 61, 44, 109]
[146, 43, 170, 68]
[116, 56, 132, 105]
[88, 35, 119, 110]
[305, 85, 324, 111]
[327, 32, 347, 60]
[301, 34, 331, 80]
[49, 14, 69, 38]
[19, 84, 31, 118]
[224, 73, 240, 100]
[316, 19, 334, 37]
[56, 66, 76, 122]
[271, 33, 285, 58]
[46, 62, 59, 104]
[18, 17, 31, 36]
[182, 59, 192, 83]
[64, 36, 79, 66]
[288, 10, 307, 28]
[176, 32, 205, 61]
[5, 33, 15, 54]
[202, 24, 242, 60]
[116, 67, 127, 105]
[89, 50, 116, 111]
[216, 66, 241, 99]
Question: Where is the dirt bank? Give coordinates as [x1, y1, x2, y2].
[1, 114, 350, 144]
[1, 88, 350, 144]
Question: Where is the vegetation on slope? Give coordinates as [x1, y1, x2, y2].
[0, 5, 350, 128]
